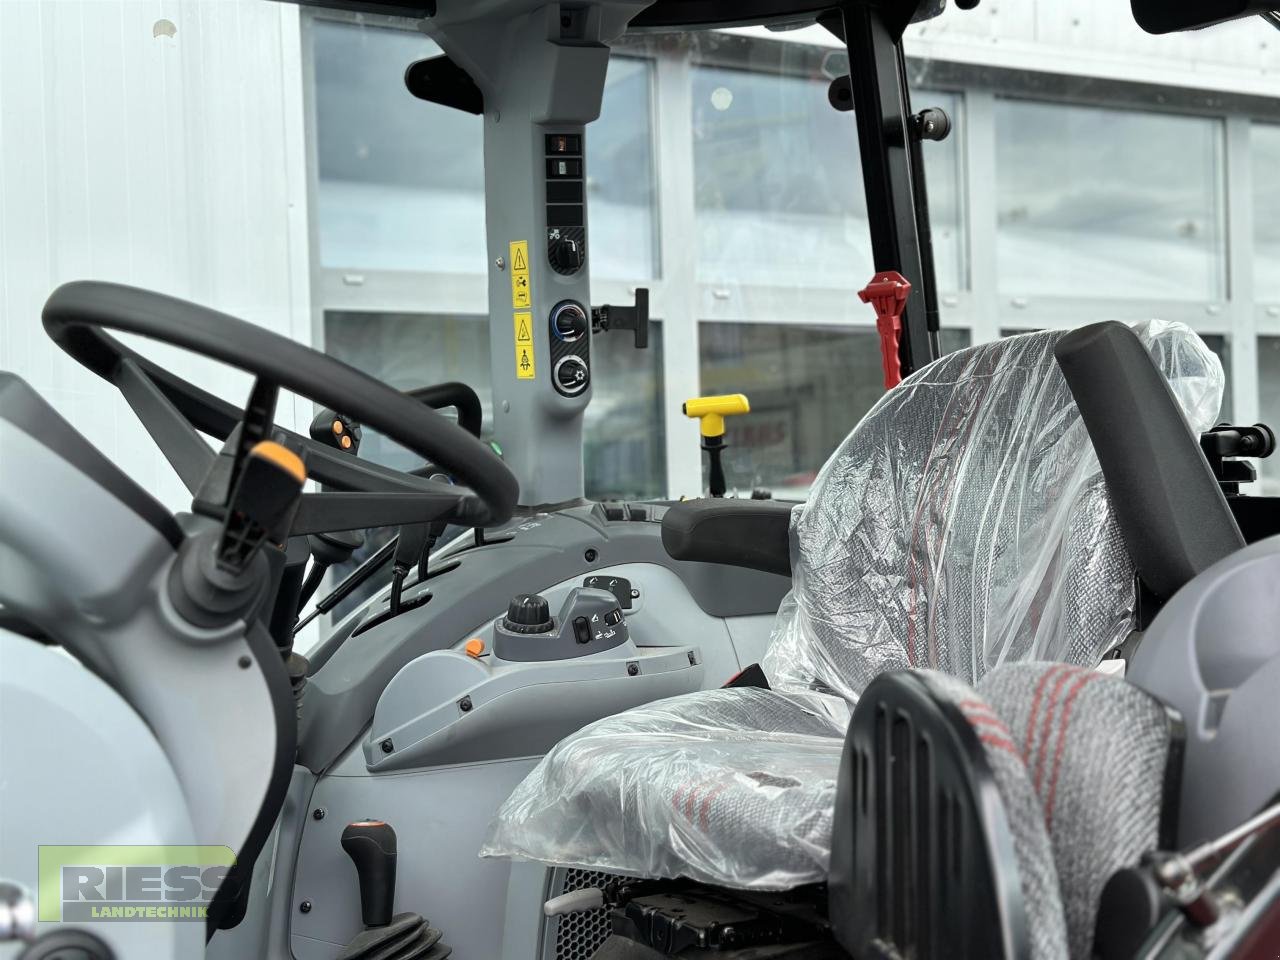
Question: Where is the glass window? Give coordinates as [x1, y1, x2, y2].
[324, 311, 666, 500]
[697, 323, 969, 498]
[1258, 337, 1280, 495]
[690, 42, 963, 292]
[1199, 333, 1232, 422]
[313, 21, 657, 279]
[995, 99, 1225, 300]
[1254, 124, 1280, 304]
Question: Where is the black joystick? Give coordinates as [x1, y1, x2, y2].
[503, 594, 554, 634]
[341, 821, 398, 928]
[337, 820, 451, 960]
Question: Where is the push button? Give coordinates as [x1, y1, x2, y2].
[573, 616, 592, 644]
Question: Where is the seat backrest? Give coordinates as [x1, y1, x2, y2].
[764, 321, 1223, 704]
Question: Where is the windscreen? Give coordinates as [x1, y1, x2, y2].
[2, 0, 1275, 568]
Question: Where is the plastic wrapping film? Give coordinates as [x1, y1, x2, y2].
[482, 321, 1223, 890]
[763, 320, 1223, 703]
[481, 688, 849, 889]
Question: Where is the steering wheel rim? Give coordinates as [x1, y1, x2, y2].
[43, 281, 519, 528]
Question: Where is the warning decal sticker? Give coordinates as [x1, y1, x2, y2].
[514, 311, 535, 380]
[510, 240, 530, 308]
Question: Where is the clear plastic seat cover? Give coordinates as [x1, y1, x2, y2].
[481, 321, 1223, 893]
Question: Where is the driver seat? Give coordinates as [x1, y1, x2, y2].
[482, 322, 1226, 957]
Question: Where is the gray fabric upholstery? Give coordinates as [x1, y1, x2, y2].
[919, 670, 1069, 960]
[979, 663, 1178, 959]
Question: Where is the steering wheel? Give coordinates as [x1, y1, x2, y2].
[42, 281, 519, 535]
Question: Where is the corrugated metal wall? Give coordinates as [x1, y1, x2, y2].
[0, 0, 310, 512]
[910, 1, 1278, 96]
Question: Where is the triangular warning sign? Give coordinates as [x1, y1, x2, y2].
[517, 318, 531, 341]
[513, 247, 528, 271]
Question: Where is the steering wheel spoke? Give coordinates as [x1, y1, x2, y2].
[115, 357, 217, 495]
[291, 488, 467, 536]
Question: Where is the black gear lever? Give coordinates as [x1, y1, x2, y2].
[341, 820, 398, 928]
[337, 820, 452, 960]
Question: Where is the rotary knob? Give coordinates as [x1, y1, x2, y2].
[503, 594, 554, 634]
[549, 235, 584, 273]
[554, 356, 589, 395]
[551, 302, 588, 342]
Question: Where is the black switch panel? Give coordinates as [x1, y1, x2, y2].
[583, 574, 634, 610]
[544, 129, 585, 277]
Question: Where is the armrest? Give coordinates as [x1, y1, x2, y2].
[660, 498, 796, 577]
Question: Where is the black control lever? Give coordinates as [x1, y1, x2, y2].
[297, 528, 365, 613]
[216, 441, 307, 576]
[336, 820, 452, 959]
[342, 821, 398, 928]
[388, 525, 429, 616]
[592, 288, 649, 349]
[293, 535, 398, 634]
[1200, 422, 1276, 494]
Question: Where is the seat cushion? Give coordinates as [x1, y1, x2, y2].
[484, 665, 1178, 960]
[481, 687, 849, 890]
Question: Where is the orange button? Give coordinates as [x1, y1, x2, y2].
[464, 638, 485, 658]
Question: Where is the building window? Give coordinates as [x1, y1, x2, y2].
[690, 52, 963, 293]
[1257, 337, 1280, 495]
[313, 21, 658, 279]
[324, 311, 666, 501]
[1254, 123, 1280, 305]
[698, 323, 969, 497]
[995, 99, 1226, 301]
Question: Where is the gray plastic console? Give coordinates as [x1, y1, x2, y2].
[365, 631, 702, 772]
[1129, 532, 1280, 846]
[299, 502, 789, 773]
[494, 587, 628, 661]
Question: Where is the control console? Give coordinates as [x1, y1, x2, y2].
[494, 588, 627, 661]
[364, 587, 701, 772]
[549, 300, 591, 398]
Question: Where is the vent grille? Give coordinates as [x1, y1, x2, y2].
[548, 868, 614, 960]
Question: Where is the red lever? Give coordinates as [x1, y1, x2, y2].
[858, 271, 911, 390]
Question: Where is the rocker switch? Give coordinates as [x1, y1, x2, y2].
[573, 617, 592, 644]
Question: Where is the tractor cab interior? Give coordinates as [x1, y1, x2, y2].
[2, 1, 1280, 960]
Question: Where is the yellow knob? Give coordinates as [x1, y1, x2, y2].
[683, 394, 750, 438]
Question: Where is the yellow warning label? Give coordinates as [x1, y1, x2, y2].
[510, 240, 531, 309]
[514, 311, 535, 380]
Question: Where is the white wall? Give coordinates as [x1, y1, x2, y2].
[0, 0, 311, 513]
[734, 0, 1280, 97]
